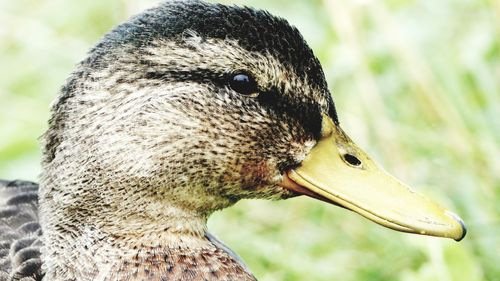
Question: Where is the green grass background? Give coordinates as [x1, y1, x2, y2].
[0, 0, 498, 280]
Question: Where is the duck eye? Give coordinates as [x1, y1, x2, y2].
[343, 153, 362, 167]
[229, 73, 259, 95]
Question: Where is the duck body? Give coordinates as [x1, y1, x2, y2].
[0, 1, 466, 280]
[0, 180, 42, 281]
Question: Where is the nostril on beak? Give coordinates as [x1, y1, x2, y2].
[343, 154, 362, 167]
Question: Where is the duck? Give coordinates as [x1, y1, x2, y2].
[0, 1, 466, 280]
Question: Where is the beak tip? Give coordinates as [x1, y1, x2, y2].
[446, 211, 467, 241]
[454, 218, 467, 242]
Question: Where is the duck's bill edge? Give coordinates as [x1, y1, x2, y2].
[287, 170, 466, 241]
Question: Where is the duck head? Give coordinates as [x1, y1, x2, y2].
[39, 1, 465, 275]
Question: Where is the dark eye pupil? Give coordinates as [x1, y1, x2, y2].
[344, 154, 362, 167]
[229, 73, 258, 95]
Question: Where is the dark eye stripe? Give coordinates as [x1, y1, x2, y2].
[257, 90, 322, 140]
[142, 68, 225, 83]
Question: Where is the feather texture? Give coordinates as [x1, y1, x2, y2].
[0, 180, 256, 280]
[0, 180, 43, 281]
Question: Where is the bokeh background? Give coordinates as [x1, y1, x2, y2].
[0, 0, 499, 280]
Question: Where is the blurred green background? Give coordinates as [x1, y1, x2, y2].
[0, 0, 498, 280]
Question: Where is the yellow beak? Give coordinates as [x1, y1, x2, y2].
[282, 115, 466, 241]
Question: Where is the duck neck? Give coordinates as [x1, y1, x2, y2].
[41, 201, 257, 280]
[41, 197, 216, 279]
[40, 164, 242, 280]
[43, 223, 255, 280]
[97, 203, 210, 242]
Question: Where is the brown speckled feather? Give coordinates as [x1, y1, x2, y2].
[107, 247, 255, 280]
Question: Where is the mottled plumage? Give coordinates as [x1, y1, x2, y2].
[2, 1, 336, 280]
[0, 180, 254, 281]
[0, 180, 43, 281]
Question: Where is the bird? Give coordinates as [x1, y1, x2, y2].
[0, 1, 466, 280]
